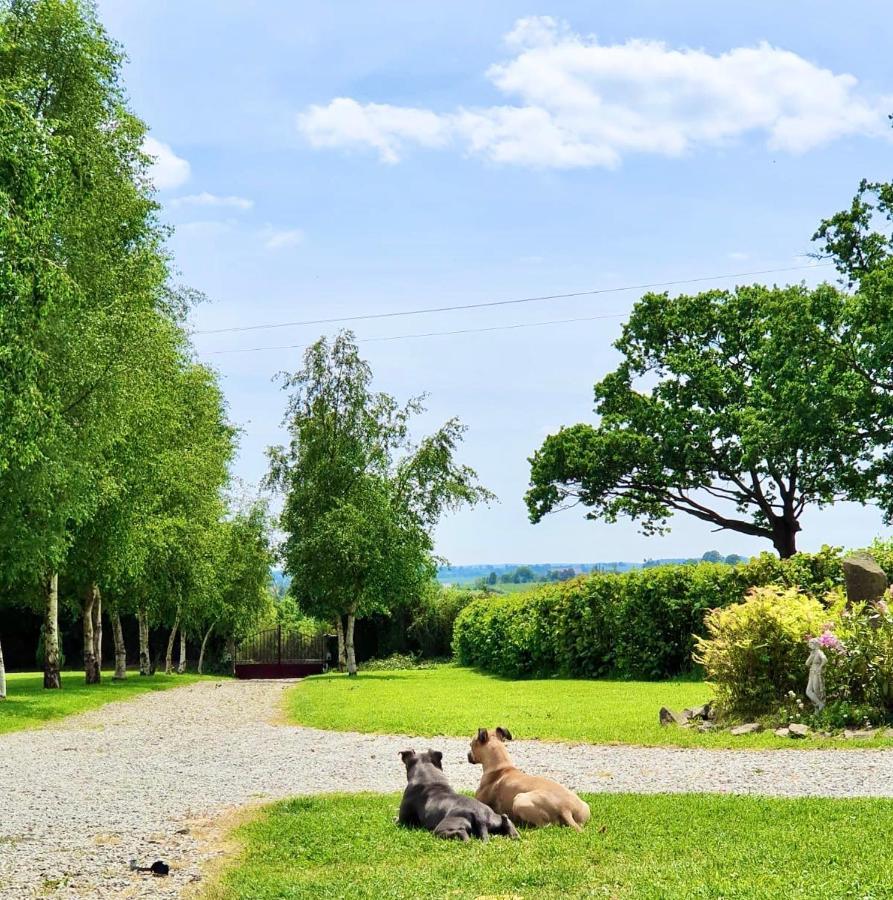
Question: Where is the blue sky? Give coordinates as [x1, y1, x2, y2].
[98, 1, 893, 564]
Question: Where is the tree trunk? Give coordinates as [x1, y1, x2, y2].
[198, 622, 215, 675]
[227, 638, 236, 676]
[82, 583, 101, 684]
[92, 585, 102, 674]
[345, 609, 358, 677]
[771, 518, 800, 559]
[177, 627, 187, 674]
[43, 572, 62, 689]
[165, 609, 180, 675]
[335, 616, 346, 672]
[112, 611, 127, 679]
[138, 606, 152, 676]
[0, 635, 6, 700]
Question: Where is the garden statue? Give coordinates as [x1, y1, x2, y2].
[805, 637, 827, 712]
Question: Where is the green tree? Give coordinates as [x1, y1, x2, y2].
[268, 332, 491, 675]
[526, 283, 887, 558]
[0, 0, 179, 687]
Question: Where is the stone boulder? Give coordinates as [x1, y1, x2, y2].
[788, 723, 810, 738]
[842, 555, 888, 605]
[659, 707, 689, 727]
[729, 723, 762, 736]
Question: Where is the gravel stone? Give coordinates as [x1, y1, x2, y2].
[5, 679, 893, 899]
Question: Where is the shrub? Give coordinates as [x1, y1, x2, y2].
[407, 585, 482, 659]
[823, 596, 893, 721]
[453, 549, 847, 681]
[693, 586, 828, 717]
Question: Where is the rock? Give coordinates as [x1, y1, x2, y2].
[774, 727, 790, 738]
[843, 728, 876, 739]
[729, 723, 762, 736]
[659, 707, 689, 727]
[698, 722, 716, 732]
[683, 703, 712, 721]
[788, 723, 810, 738]
[842, 555, 888, 605]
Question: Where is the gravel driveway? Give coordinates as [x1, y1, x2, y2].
[4, 679, 893, 899]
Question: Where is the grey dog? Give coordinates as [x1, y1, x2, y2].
[397, 749, 519, 842]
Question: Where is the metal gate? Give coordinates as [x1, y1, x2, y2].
[234, 626, 332, 679]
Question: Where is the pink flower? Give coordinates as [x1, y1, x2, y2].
[818, 629, 845, 653]
[876, 599, 889, 616]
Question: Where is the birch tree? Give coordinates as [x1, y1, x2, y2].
[268, 332, 491, 675]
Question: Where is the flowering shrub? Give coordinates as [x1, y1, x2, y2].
[693, 586, 828, 717]
[823, 597, 893, 720]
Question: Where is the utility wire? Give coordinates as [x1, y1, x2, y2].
[208, 311, 628, 355]
[193, 263, 833, 336]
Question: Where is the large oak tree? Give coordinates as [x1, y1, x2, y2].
[526, 282, 891, 557]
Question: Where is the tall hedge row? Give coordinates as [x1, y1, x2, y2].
[452, 548, 848, 679]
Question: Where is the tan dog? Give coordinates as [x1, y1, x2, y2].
[468, 727, 590, 830]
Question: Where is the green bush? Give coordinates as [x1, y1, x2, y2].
[823, 596, 893, 721]
[693, 586, 828, 717]
[453, 548, 848, 680]
[407, 585, 482, 659]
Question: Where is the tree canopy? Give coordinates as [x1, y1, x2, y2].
[268, 332, 491, 674]
[526, 282, 891, 557]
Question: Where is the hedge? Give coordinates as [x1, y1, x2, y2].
[452, 547, 851, 680]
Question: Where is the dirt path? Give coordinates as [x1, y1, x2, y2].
[4, 679, 893, 899]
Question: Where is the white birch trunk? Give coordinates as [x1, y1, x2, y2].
[165, 609, 180, 675]
[112, 611, 127, 679]
[43, 572, 62, 689]
[0, 635, 6, 699]
[92, 586, 102, 675]
[138, 606, 152, 676]
[177, 627, 187, 674]
[346, 609, 358, 677]
[82, 583, 101, 684]
[197, 623, 214, 675]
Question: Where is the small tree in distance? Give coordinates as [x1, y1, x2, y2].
[268, 332, 493, 675]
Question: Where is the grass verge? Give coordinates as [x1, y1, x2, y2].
[287, 666, 893, 749]
[0, 670, 216, 734]
[203, 791, 893, 899]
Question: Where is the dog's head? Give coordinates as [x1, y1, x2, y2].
[399, 748, 444, 779]
[467, 726, 513, 765]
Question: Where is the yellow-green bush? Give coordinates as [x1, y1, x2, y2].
[694, 586, 828, 717]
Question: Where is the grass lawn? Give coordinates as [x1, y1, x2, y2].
[287, 666, 893, 749]
[0, 670, 215, 734]
[204, 791, 893, 899]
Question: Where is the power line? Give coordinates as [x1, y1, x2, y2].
[207, 311, 628, 355]
[193, 262, 834, 336]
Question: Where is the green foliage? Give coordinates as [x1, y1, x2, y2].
[526, 283, 888, 558]
[694, 586, 828, 717]
[405, 584, 481, 659]
[268, 332, 491, 671]
[360, 653, 444, 671]
[822, 598, 893, 722]
[453, 551, 845, 680]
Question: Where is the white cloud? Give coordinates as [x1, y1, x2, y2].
[298, 97, 450, 164]
[297, 16, 887, 168]
[169, 192, 253, 210]
[142, 136, 191, 189]
[262, 226, 304, 249]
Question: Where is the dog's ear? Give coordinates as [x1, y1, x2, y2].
[399, 749, 416, 764]
[495, 726, 513, 742]
[429, 750, 443, 770]
[476, 728, 489, 744]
